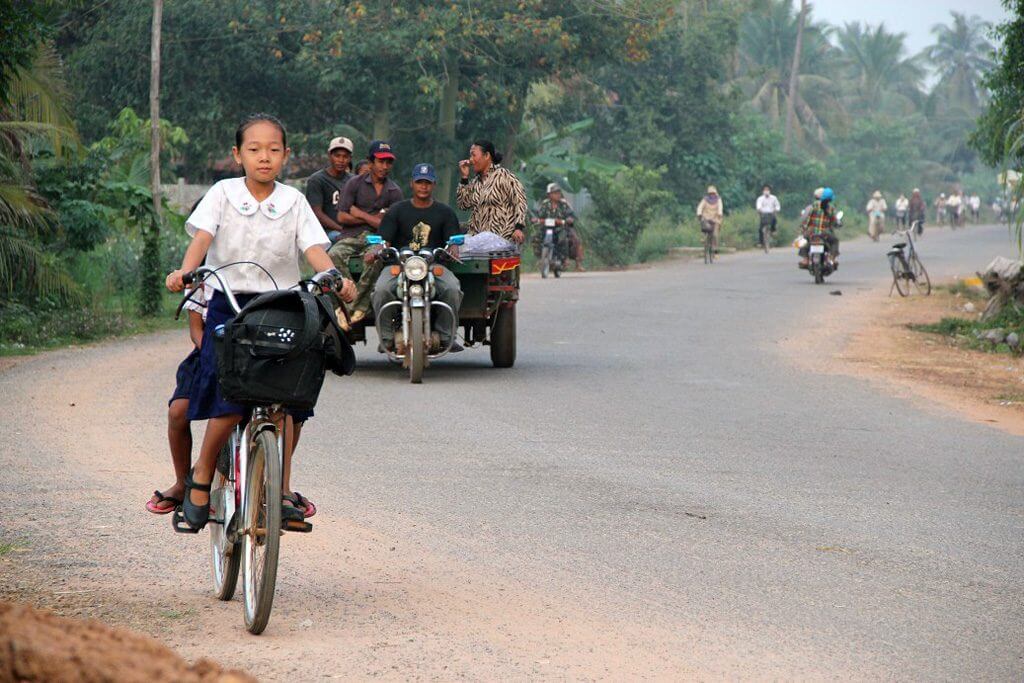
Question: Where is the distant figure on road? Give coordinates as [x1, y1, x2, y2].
[969, 193, 981, 223]
[697, 185, 724, 252]
[866, 190, 887, 241]
[908, 188, 926, 233]
[894, 193, 909, 229]
[934, 193, 947, 225]
[755, 184, 780, 248]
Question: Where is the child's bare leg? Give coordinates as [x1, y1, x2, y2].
[282, 416, 302, 494]
[150, 399, 191, 510]
[188, 414, 241, 507]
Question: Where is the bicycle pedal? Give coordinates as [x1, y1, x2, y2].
[170, 508, 201, 534]
[283, 520, 313, 533]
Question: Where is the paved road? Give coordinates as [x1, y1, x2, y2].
[1, 223, 1021, 679]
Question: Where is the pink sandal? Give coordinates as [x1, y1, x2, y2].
[145, 490, 181, 515]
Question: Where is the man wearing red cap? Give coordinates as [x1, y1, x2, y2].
[329, 140, 403, 325]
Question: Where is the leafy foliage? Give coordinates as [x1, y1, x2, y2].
[580, 165, 672, 266]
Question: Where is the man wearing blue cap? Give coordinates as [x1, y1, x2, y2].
[370, 162, 464, 353]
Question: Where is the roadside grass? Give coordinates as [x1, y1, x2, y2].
[0, 293, 185, 356]
[909, 297, 1024, 357]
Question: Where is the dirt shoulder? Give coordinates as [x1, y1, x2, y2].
[801, 285, 1024, 436]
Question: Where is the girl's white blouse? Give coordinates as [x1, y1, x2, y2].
[186, 177, 329, 293]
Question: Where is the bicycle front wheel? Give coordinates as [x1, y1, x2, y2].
[890, 255, 910, 297]
[910, 254, 931, 296]
[242, 428, 281, 635]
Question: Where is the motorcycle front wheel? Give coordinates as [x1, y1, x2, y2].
[409, 307, 425, 384]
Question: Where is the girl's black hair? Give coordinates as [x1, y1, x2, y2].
[472, 139, 503, 165]
[354, 159, 371, 174]
[235, 113, 287, 148]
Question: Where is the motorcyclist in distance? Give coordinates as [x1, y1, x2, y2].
[799, 187, 841, 269]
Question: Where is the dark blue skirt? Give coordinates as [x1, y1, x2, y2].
[186, 290, 313, 423]
[168, 347, 201, 406]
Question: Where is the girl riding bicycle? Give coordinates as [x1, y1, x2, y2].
[165, 113, 355, 532]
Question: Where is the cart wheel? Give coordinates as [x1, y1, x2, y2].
[490, 304, 516, 368]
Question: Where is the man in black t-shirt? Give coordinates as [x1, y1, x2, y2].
[304, 136, 353, 243]
[370, 163, 464, 352]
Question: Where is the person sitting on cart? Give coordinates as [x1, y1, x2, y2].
[369, 163, 464, 354]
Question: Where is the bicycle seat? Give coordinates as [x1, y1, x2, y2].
[891, 242, 906, 249]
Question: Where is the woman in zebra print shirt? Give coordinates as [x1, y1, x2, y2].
[457, 139, 528, 245]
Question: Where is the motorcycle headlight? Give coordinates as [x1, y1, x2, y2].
[408, 284, 424, 297]
[403, 256, 428, 281]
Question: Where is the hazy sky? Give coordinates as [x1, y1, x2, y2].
[811, 0, 1010, 56]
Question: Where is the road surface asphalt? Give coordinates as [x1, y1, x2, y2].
[0, 222, 1020, 679]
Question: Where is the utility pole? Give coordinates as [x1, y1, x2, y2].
[142, 0, 163, 316]
[784, 0, 806, 154]
[149, 0, 163, 220]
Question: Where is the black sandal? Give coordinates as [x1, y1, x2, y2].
[282, 495, 312, 533]
[172, 470, 212, 533]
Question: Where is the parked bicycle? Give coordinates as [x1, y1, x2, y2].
[174, 264, 343, 634]
[888, 229, 931, 297]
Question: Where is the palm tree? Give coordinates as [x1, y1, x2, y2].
[926, 12, 994, 112]
[835, 22, 925, 116]
[0, 44, 81, 302]
[735, 0, 842, 153]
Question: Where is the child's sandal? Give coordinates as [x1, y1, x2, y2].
[181, 470, 212, 531]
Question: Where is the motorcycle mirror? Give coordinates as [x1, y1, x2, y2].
[366, 234, 384, 246]
[448, 234, 466, 246]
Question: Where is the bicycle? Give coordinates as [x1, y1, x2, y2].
[887, 228, 931, 297]
[758, 213, 775, 254]
[174, 264, 337, 634]
[701, 219, 716, 264]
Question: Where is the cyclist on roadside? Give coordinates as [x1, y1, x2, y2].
[755, 184, 780, 248]
[894, 193, 909, 229]
[165, 113, 356, 532]
[908, 188, 926, 232]
[696, 185, 724, 252]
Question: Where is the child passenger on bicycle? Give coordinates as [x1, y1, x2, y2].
[165, 113, 355, 532]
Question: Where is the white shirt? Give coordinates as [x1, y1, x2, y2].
[187, 178, 329, 294]
[946, 194, 961, 207]
[970, 195, 981, 209]
[895, 197, 909, 212]
[755, 194, 781, 214]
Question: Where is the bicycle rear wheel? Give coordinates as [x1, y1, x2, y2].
[910, 254, 931, 295]
[210, 436, 241, 601]
[242, 428, 281, 635]
[890, 255, 910, 297]
[704, 233, 713, 264]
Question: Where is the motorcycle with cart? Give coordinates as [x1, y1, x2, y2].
[345, 234, 520, 382]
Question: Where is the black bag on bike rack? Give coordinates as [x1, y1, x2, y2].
[215, 289, 354, 410]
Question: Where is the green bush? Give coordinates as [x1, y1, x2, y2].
[634, 215, 699, 262]
[579, 165, 673, 266]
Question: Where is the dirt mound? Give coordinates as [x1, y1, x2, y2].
[0, 601, 255, 683]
